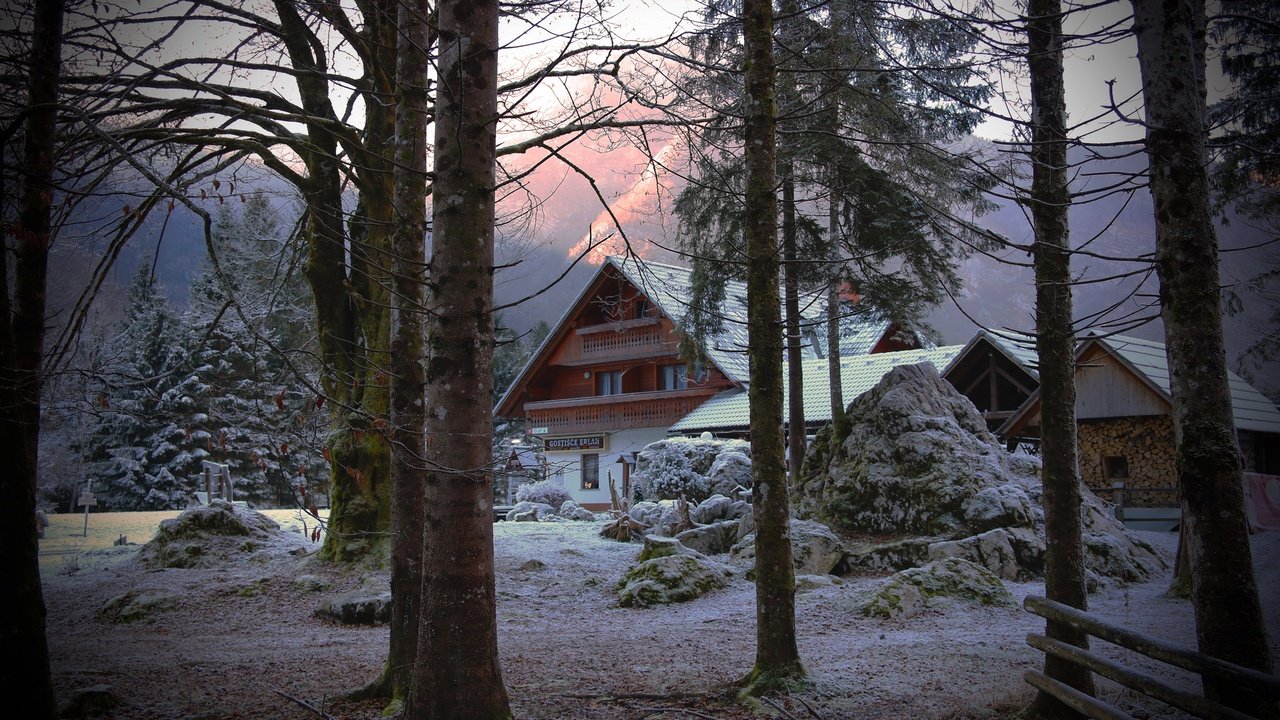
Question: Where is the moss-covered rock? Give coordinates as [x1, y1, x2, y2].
[96, 590, 179, 624]
[796, 362, 1171, 585]
[730, 519, 845, 576]
[861, 558, 1015, 620]
[617, 554, 731, 607]
[137, 500, 289, 569]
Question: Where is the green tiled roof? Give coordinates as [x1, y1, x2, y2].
[669, 345, 964, 434]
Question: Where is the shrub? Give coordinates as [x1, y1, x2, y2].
[515, 480, 570, 509]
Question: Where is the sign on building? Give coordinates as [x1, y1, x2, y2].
[543, 435, 606, 452]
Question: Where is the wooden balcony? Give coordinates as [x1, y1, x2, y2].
[552, 319, 680, 366]
[525, 387, 719, 435]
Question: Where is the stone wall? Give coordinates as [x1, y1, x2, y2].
[1077, 416, 1177, 507]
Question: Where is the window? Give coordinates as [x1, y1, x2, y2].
[581, 454, 599, 490]
[596, 370, 622, 396]
[660, 364, 688, 391]
[635, 298, 650, 319]
[1104, 456, 1129, 479]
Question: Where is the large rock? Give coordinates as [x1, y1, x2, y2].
[730, 519, 845, 575]
[315, 592, 393, 625]
[616, 554, 731, 607]
[675, 519, 746, 556]
[706, 452, 753, 497]
[557, 500, 597, 521]
[796, 362, 1170, 584]
[632, 438, 751, 504]
[861, 558, 1016, 620]
[96, 590, 180, 624]
[137, 500, 293, 569]
[508, 500, 556, 522]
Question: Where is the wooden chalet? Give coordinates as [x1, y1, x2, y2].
[1000, 333, 1280, 512]
[495, 256, 911, 509]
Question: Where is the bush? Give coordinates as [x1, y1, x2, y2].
[515, 480, 570, 509]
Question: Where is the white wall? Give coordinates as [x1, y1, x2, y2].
[545, 427, 669, 509]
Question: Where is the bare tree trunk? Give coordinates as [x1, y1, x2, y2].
[741, 0, 804, 695]
[826, 278, 846, 436]
[404, 0, 511, 715]
[1130, 0, 1275, 711]
[0, 0, 64, 714]
[782, 172, 806, 483]
[1024, 0, 1093, 716]
[384, 0, 432, 706]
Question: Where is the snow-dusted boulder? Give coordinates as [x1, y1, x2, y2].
[796, 362, 1170, 584]
[691, 494, 751, 525]
[632, 437, 751, 504]
[927, 527, 1045, 581]
[675, 519, 746, 556]
[508, 500, 556, 522]
[706, 451, 753, 498]
[617, 554, 732, 607]
[137, 500, 299, 569]
[316, 592, 393, 625]
[96, 590, 180, 624]
[557, 500, 596, 521]
[861, 558, 1015, 620]
[730, 519, 845, 576]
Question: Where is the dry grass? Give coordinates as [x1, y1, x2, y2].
[38, 507, 326, 578]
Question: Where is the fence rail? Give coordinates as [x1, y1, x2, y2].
[1023, 595, 1280, 720]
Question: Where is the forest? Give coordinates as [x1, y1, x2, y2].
[2, 0, 1278, 718]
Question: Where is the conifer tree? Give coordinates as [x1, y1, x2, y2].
[83, 267, 200, 510]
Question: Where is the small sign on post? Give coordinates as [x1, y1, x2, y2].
[79, 487, 97, 537]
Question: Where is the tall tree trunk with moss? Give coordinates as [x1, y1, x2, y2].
[1130, 0, 1274, 710]
[0, 0, 63, 714]
[382, 0, 432, 707]
[1024, 0, 1094, 716]
[404, 0, 511, 716]
[273, 0, 397, 563]
[741, 0, 805, 695]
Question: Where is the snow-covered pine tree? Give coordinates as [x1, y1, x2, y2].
[178, 195, 326, 508]
[82, 266, 203, 510]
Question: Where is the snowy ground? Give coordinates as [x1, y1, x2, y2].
[44, 518, 1280, 720]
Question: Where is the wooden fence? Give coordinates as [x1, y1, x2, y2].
[1023, 595, 1280, 720]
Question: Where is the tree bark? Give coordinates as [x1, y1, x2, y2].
[404, 0, 511, 716]
[741, 0, 804, 695]
[272, 0, 396, 564]
[782, 173, 806, 483]
[1130, 0, 1275, 711]
[0, 0, 64, 714]
[384, 0, 431, 706]
[1024, 0, 1094, 716]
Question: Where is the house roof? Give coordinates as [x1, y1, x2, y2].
[605, 256, 896, 384]
[495, 255, 896, 416]
[941, 329, 1040, 380]
[999, 333, 1280, 436]
[669, 345, 964, 435]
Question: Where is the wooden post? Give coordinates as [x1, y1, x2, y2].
[1112, 479, 1126, 522]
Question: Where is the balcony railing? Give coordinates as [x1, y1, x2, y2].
[553, 319, 680, 366]
[525, 387, 718, 435]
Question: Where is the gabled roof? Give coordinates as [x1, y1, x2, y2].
[941, 329, 1040, 380]
[606, 256, 896, 384]
[669, 345, 964, 435]
[495, 255, 895, 416]
[999, 333, 1280, 436]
